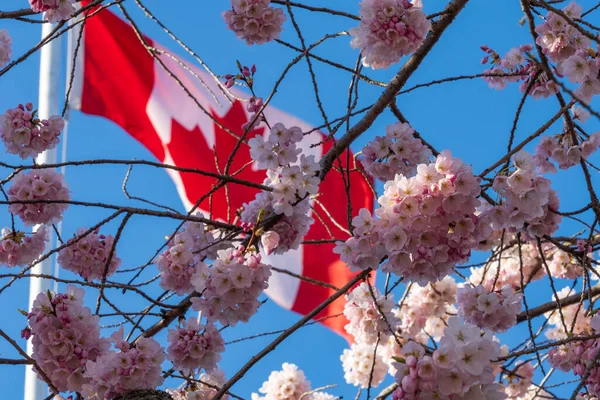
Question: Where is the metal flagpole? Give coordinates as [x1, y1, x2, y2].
[24, 21, 62, 400]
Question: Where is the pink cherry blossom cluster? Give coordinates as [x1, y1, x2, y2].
[349, 0, 431, 69]
[248, 123, 302, 171]
[0, 29, 11, 68]
[82, 327, 165, 400]
[481, 45, 559, 99]
[29, 0, 76, 23]
[391, 317, 504, 399]
[222, 0, 286, 45]
[379, 333, 410, 377]
[251, 362, 311, 400]
[244, 123, 319, 254]
[57, 227, 121, 281]
[25, 285, 109, 393]
[0, 103, 64, 159]
[487, 151, 561, 239]
[8, 169, 69, 227]
[333, 208, 386, 273]
[546, 244, 586, 279]
[504, 362, 534, 399]
[341, 342, 388, 388]
[534, 129, 600, 173]
[395, 276, 457, 342]
[156, 218, 222, 296]
[360, 122, 432, 182]
[336, 150, 489, 285]
[484, 2, 600, 102]
[241, 190, 313, 256]
[534, 1, 592, 64]
[535, 1, 588, 59]
[457, 284, 522, 333]
[166, 318, 224, 374]
[167, 370, 229, 400]
[560, 49, 600, 101]
[545, 286, 591, 340]
[473, 211, 505, 251]
[251, 363, 338, 400]
[549, 315, 600, 396]
[191, 247, 271, 326]
[344, 282, 398, 345]
[468, 241, 545, 291]
[0, 226, 48, 267]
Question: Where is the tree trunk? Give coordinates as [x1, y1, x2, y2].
[114, 389, 173, 400]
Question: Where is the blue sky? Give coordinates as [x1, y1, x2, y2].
[1, 0, 599, 398]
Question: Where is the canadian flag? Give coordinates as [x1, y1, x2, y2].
[68, 4, 374, 340]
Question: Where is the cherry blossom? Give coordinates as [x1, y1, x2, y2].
[468, 241, 545, 291]
[166, 319, 224, 375]
[25, 284, 109, 393]
[546, 244, 586, 279]
[191, 247, 271, 326]
[58, 227, 121, 281]
[242, 191, 313, 256]
[244, 123, 319, 255]
[82, 327, 165, 400]
[260, 231, 280, 255]
[337, 150, 490, 285]
[391, 317, 503, 399]
[394, 276, 457, 342]
[545, 287, 590, 340]
[251, 362, 312, 400]
[0, 29, 11, 68]
[549, 313, 600, 396]
[534, 131, 600, 173]
[481, 45, 558, 99]
[341, 342, 387, 388]
[156, 218, 223, 296]
[487, 151, 561, 239]
[504, 362, 534, 399]
[251, 363, 339, 400]
[7, 169, 70, 226]
[243, 96, 265, 131]
[360, 122, 432, 182]
[0, 226, 48, 267]
[29, 0, 76, 23]
[248, 123, 303, 171]
[223, 0, 286, 45]
[0, 103, 63, 159]
[167, 370, 230, 400]
[483, 2, 600, 102]
[344, 282, 398, 344]
[349, 0, 431, 69]
[457, 284, 522, 332]
[535, 1, 588, 62]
